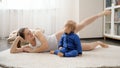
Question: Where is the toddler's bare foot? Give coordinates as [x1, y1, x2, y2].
[58, 52, 64, 57]
[97, 41, 109, 48]
[50, 50, 55, 54]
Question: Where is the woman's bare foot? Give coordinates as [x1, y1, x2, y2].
[97, 41, 109, 48]
[98, 10, 111, 17]
[50, 50, 55, 54]
[58, 52, 64, 57]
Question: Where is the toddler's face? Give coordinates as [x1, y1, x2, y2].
[64, 27, 71, 34]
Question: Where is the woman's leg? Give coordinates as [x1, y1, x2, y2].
[55, 10, 111, 41]
[75, 10, 111, 33]
[82, 41, 108, 51]
[55, 28, 64, 42]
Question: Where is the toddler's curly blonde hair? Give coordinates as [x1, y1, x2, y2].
[65, 20, 76, 32]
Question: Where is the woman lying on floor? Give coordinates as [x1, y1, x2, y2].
[10, 10, 110, 54]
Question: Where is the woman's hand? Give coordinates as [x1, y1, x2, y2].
[23, 47, 33, 53]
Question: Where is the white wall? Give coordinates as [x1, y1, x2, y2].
[79, 0, 104, 38]
[0, 0, 77, 38]
[0, 0, 104, 38]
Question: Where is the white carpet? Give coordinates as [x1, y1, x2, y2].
[0, 45, 120, 68]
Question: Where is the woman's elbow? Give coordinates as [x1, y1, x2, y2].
[10, 49, 17, 53]
[10, 50, 16, 53]
[45, 43, 49, 49]
[43, 43, 49, 50]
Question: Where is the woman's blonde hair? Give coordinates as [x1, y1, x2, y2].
[65, 20, 76, 32]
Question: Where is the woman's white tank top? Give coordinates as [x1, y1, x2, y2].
[29, 36, 42, 49]
[29, 34, 58, 51]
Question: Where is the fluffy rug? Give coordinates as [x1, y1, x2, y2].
[0, 45, 120, 68]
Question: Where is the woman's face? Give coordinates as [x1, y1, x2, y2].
[24, 28, 34, 41]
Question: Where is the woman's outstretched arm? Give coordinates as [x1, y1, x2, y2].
[75, 10, 111, 33]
